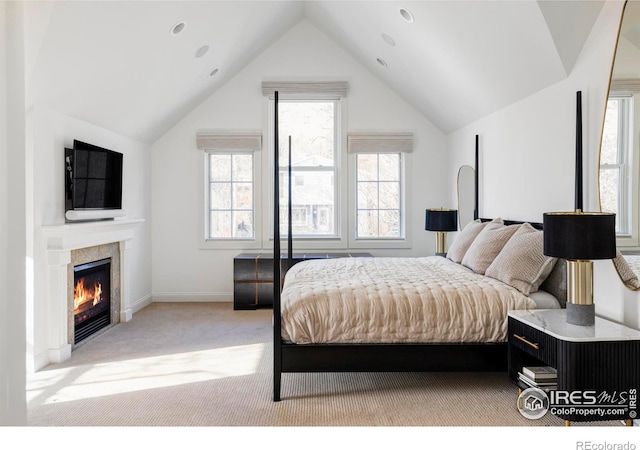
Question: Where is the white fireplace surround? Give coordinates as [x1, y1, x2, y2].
[42, 218, 144, 364]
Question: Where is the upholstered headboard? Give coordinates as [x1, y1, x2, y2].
[540, 258, 567, 308]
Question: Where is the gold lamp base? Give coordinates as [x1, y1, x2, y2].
[435, 232, 447, 256]
[566, 259, 595, 326]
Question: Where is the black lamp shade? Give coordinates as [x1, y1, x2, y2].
[543, 212, 616, 260]
[425, 209, 458, 232]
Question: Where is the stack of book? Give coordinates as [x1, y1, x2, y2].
[518, 366, 557, 391]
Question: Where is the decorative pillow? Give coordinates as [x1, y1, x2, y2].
[485, 223, 558, 296]
[446, 218, 502, 264]
[461, 222, 520, 274]
[612, 251, 640, 289]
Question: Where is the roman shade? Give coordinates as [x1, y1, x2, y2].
[610, 78, 640, 92]
[261, 81, 349, 97]
[347, 132, 414, 153]
[196, 131, 262, 152]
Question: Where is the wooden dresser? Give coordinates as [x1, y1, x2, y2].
[233, 252, 373, 310]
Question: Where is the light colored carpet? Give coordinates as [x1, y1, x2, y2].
[27, 303, 621, 428]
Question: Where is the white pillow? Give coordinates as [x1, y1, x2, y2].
[485, 223, 557, 295]
[446, 218, 502, 264]
[461, 222, 520, 274]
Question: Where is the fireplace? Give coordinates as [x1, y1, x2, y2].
[41, 220, 139, 369]
[73, 258, 111, 344]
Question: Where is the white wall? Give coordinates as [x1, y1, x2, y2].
[0, 0, 27, 425]
[152, 20, 447, 302]
[447, 1, 637, 327]
[447, 0, 624, 221]
[29, 106, 153, 370]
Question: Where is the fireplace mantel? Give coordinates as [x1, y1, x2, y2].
[41, 218, 144, 367]
[42, 218, 144, 252]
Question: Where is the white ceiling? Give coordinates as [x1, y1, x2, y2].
[25, 1, 605, 144]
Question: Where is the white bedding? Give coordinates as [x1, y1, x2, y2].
[281, 256, 541, 345]
[624, 254, 640, 278]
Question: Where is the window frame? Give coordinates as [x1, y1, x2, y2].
[354, 152, 405, 240]
[600, 93, 639, 248]
[199, 149, 262, 250]
[267, 97, 343, 242]
[348, 151, 411, 250]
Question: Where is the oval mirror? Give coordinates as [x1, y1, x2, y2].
[599, 0, 640, 290]
[457, 165, 476, 230]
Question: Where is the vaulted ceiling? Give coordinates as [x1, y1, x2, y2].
[25, 1, 605, 144]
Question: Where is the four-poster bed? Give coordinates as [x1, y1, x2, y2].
[271, 92, 576, 402]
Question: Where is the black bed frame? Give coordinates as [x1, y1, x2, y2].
[271, 91, 582, 401]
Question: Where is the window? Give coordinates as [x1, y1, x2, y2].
[196, 131, 261, 247]
[600, 95, 633, 236]
[356, 153, 403, 238]
[276, 100, 339, 237]
[348, 132, 412, 242]
[207, 152, 254, 239]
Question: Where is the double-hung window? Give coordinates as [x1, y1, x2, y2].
[196, 131, 261, 246]
[263, 81, 348, 240]
[274, 100, 340, 238]
[600, 95, 634, 239]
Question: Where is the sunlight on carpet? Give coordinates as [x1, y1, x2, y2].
[28, 343, 266, 404]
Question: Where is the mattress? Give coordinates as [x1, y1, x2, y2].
[281, 256, 542, 344]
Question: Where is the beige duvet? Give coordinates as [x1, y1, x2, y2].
[281, 256, 537, 344]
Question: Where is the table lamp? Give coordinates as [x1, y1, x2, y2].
[543, 211, 616, 326]
[425, 208, 458, 256]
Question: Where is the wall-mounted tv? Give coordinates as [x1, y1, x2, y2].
[65, 140, 123, 219]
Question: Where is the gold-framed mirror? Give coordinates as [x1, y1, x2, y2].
[600, 0, 640, 290]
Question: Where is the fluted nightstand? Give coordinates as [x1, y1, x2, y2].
[508, 309, 640, 425]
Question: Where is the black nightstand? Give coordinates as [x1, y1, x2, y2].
[233, 252, 373, 310]
[508, 309, 640, 425]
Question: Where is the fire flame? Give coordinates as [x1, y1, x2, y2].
[74, 278, 103, 311]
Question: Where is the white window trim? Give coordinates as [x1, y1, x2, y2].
[602, 94, 639, 249]
[263, 97, 349, 250]
[347, 132, 412, 249]
[625, 94, 639, 248]
[197, 131, 263, 250]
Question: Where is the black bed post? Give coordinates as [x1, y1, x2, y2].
[288, 136, 293, 266]
[273, 90, 282, 402]
[575, 91, 583, 212]
[474, 134, 479, 220]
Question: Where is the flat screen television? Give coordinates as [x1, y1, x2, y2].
[65, 140, 123, 215]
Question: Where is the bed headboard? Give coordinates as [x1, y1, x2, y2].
[480, 218, 543, 230]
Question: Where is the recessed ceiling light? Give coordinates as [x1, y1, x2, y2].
[381, 33, 396, 46]
[376, 57, 388, 68]
[399, 8, 414, 23]
[170, 21, 187, 36]
[195, 45, 210, 58]
[210, 68, 219, 77]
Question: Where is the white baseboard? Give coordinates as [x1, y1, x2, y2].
[151, 292, 233, 303]
[32, 350, 53, 373]
[129, 293, 152, 314]
[48, 344, 72, 366]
